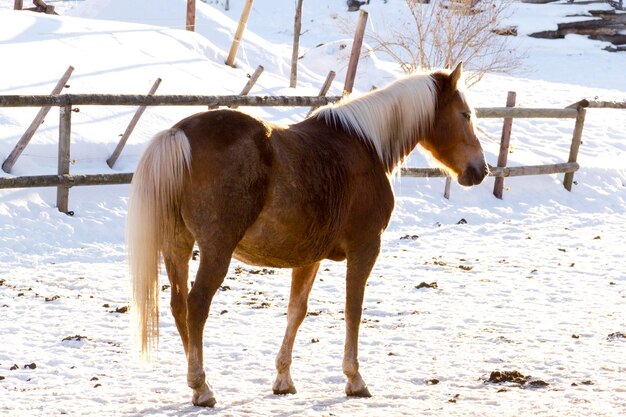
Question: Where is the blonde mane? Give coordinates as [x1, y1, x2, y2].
[313, 72, 437, 172]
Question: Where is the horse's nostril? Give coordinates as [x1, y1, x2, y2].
[459, 161, 488, 186]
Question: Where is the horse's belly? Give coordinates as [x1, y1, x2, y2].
[233, 214, 335, 268]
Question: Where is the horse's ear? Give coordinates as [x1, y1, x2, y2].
[450, 62, 463, 90]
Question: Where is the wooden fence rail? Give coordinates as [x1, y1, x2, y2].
[0, 163, 580, 190]
[0, 94, 340, 108]
[0, 173, 133, 189]
[2, 92, 613, 213]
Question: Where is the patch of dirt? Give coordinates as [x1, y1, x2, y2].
[486, 370, 549, 389]
[487, 370, 529, 385]
[62, 335, 89, 342]
[607, 331, 626, 340]
[248, 268, 276, 275]
[400, 234, 419, 240]
[109, 305, 129, 314]
[448, 393, 460, 403]
[251, 302, 271, 309]
[416, 281, 438, 289]
[527, 380, 550, 388]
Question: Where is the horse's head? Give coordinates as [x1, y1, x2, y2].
[421, 63, 488, 186]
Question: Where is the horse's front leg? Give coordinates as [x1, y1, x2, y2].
[186, 251, 230, 407]
[343, 241, 380, 397]
[273, 262, 320, 395]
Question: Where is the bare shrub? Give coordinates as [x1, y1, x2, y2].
[368, 0, 522, 85]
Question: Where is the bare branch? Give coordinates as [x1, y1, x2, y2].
[368, 0, 522, 85]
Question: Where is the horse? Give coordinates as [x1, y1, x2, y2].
[126, 62, 488, 407]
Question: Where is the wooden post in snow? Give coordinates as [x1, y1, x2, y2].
[307, 70, 336, 117]
[563, 108, 586, 191]
[14, 0, 23, 10]
[343, 10, 368, 94]
[2, 66, 74, 173]
[443, 176, 452, 200]
[30, 0, 56, 14]
[225, 0, 254, 67]
[106, 78, 162, 169]
[290, 0, 304, 88]
[186, 0, 196, 31]
[57, 105, 72, 213]
[493, 91, 517, 199]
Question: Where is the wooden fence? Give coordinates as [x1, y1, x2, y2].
[0, 92, 602, 213]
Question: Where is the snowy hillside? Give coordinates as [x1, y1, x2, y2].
[0, 1, 625, 416]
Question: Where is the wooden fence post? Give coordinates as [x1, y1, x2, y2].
[229, 65, 264, 109]
[307, 70, 336, 117]
[493, 91, 517, 199]
[32, 0, 56, 14]
[57, 105, 71, 213]
[2, 66, 74, 173]
[106, 78, 162, 169]
[186, 0, 195, 31]
[343, 10, 368, 94]
[563, 108, 586, 191]
[290, 0, 304, 88]
[14, 0, 23, 10]
[225, 0, 254, 67]
[443, 176, 451, 200]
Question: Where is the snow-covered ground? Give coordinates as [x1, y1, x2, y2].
[1, 1, 625, 416]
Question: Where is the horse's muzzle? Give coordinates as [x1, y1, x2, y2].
[458, 159, 489, 187]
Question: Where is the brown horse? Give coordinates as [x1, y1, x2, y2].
[127, 63, 487, 407]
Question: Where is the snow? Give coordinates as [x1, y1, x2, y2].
[1, 0, 625, 416]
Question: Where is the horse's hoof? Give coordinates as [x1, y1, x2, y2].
[192, 383, 217, 407]
[192, 393, 216, 407]
[346, 385, 372, 398]
[273, 385, 297, 395]
[272, 378, 297, 395]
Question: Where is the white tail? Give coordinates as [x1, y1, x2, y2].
[127, 128, 191, 360]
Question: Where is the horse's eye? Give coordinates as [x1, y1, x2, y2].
[462, 112, 471, 121]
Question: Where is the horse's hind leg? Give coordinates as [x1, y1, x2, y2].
[343, 241, 381, 397]
[273, 262, 320, 395]
[185, 244, 233, 407]
[162, 226, 195, 355]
